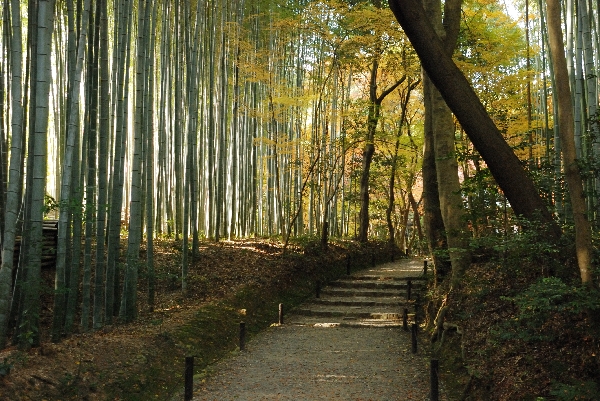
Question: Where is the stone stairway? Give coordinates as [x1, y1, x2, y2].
[288, 259, 428, 328]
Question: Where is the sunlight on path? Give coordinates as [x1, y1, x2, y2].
[358, 258, 428, 278]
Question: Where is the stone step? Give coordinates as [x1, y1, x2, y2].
[320, 287, 418, 298]
[284, 260, 427, 329]
[301, 320, 404, 328]
[328, 279, 421, 290]
[294, 304, 403, 319]
[286, 315, 418, 329]
[311, 297, 401, 307]
[351, 275, 427, 282]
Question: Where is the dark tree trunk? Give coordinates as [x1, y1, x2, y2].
[358, 61, 406, 242]
[358, 140, 375, 242]
[408, 192, 424, 248]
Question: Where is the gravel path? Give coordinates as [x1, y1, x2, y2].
[189, 259, 444, 401]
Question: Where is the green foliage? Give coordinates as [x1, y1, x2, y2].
[57, 372, 79, 398]
[550, 381, 600, 401]
[528, 160, 564, 204]
[44, 193, 58, 216]
[287, 234, 321, 250]
[495, 277, 600, 342]
[457, 0, 529, 144]
[469, 219, 563, 277]
[460, 164, 505, 231]
[0, 358, 12, 378]
[17, 309, 39, 349]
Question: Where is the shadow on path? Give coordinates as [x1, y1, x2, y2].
[186, 258, 445, 401]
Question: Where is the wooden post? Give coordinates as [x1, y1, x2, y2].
[316, 280, 321, 298]
[184, 356, 194, 401]
[371, 250, 376, 267]
[346, 256, 351, 275]
[407, 280, 412, 301]
[278, 303, 284, 325]
[414, 294, 420, 324]
[424, 259, 428, 275]
[239, 322, 246, 351]
[321, 221, 329, 250]
[430, 359, 439, 401]
[402, 308, 408, 331]
[411, 323, 417, 354]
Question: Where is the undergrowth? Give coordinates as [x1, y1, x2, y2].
[433, 225, 600, 401]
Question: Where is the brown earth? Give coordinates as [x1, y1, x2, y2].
[0, 238, 384, 400]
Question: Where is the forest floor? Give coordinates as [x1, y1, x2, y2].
[0, 237, 391, 401]
[1, 235, 598, 401]
[433, 258, 600, 401]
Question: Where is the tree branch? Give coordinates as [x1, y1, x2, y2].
[376, 75, 406, 104]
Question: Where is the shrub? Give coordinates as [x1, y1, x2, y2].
[496, 277, 600, 342]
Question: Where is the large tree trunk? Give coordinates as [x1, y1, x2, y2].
[429, 76, 471, 285]
[20, 0, 57, 349]
[546, 0, 593, 285]
[53, 0, 92, 341]
[0, 0, 25, 349]
[388, 0, 560, 237]
[93, 0, 110, 330]
[421, 81, 450, 279]
[423, 0, 471, 286]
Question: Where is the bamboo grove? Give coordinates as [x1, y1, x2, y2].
[0, 0, 423, 348]
[0, 0, 597, 348]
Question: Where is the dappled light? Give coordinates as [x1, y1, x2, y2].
[0, 0, 597, 400]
